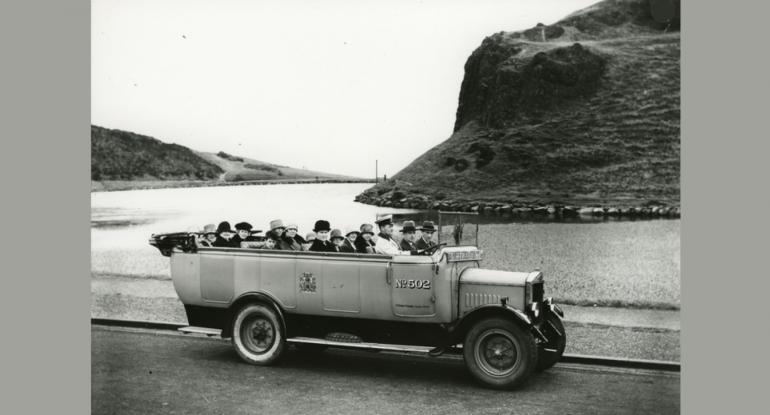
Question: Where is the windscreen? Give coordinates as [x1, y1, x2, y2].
[437, 211, 479, 247]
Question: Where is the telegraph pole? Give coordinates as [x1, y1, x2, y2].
[375, 159, 378, 183]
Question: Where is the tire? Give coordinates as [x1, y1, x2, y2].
[231, 303, 286, 365]
[463, 317, 538, 390]
[535, 313, 566, 372]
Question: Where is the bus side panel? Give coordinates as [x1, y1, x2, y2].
[200, 254, 234, 304]
[259, 255, 297, 309]
[170, 253, 202, 305]
[357, 261, 392, 319]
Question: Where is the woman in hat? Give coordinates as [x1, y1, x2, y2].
[342, 228, 359, 253]
[309, 220, 335, 252]
[329, 229, 352, 252]
[415, 220, 437, 251]
[232, 221, 256, 248]
[302, 232, 316, 251]
[213, 221, 239, 247]
[197, 224, 217, 247]
[278, 223, 303, 251]
[267, 219, 286, 242]
[354, 223, 376, 254]
[398, 220, 419, 254]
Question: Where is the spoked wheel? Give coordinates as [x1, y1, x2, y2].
[232, 304, 286, 365]
[464, 317, 537, 389]
[535, 312, 566, 371]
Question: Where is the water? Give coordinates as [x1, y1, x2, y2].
[91, 183, 680, 307]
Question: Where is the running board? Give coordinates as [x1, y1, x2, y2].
[178, 326, 222, 337]
[287, 336, 437, 354]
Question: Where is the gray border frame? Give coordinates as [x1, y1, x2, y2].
[3, 0, 769, 413]
[1, 0, 90, 413]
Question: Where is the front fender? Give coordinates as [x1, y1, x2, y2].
[449, 303, 536, 344]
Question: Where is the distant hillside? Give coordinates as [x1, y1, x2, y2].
[356, 0, 680, 211]
[91, 125, 223, 181]
[91, 125, 365, 191]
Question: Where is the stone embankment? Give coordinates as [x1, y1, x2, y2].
[353, 194, 681, 218]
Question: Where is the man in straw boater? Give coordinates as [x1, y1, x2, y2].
[373, 214, 412, 255]
[398, 220, 419, 254]
[354, 223, 376, 254]
[309, 219, 335, 252]
[415, 220, 437, 251]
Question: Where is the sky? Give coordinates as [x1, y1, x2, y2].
[92, 0, 597, 178]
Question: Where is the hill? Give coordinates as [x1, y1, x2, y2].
[91, 125, 223, 181]
[91, 125, 365, 191]
[356, 0, 680, 213]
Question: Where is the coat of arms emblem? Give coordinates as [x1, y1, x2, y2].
[299, 272, 316, 293]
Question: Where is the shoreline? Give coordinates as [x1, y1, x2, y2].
[91, 178, 377, 192]
[354, 193, 681, 219]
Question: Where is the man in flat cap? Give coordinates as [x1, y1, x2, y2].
[374, 215, 410, 255]
[415, 221, 437, 251]
[399, 220, 419, 254]
[309, 219, 335, 252]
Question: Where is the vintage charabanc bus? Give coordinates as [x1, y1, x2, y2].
[149, 216, 565, 389]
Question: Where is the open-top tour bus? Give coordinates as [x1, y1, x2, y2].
[149, 214, 565, 389]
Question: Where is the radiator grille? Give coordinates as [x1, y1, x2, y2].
[532, 282, 544, 303]
[464, 292, 502, 308]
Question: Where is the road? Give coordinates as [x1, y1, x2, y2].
[92, 326, 679, 415]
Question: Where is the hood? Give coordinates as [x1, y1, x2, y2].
[460, 268, 542, 287]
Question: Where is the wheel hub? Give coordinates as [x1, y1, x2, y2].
[475, 330, 519, 377]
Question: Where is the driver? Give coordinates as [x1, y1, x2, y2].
[373, 215, 412, 255]
[415, 221, 437, 250]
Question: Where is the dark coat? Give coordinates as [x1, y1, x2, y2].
[338, 240, 356, 253]
[278, 235, 302, 251]
[400, 238, 418, 254]
[213, 235, 239, 248]
[309, 239, 335, 252]
[354, 235, 376, 254]
[415, 238, 436, 251]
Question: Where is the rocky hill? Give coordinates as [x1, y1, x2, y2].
[356, 0, 680, 215]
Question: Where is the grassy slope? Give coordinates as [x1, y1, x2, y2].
[92, 126, 364, 191]
[359, 0, 680, 208]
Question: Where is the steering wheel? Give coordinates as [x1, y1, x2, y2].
[420, 242, 447, 256]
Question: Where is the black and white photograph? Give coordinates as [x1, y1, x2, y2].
[91, 0, 681, 413]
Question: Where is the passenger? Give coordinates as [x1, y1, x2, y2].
[262, 234, 279, 250]
[329, 229, 351, 252]
[354, 223, 376, 254]
[309, 220, 335, 252]
[198, 224, 217, 247]
[232, 222, 257, 247]
[302, 232, 316, 251]
[415, 221, 438, 250]
[213, 221, 239, 247]
[343, 228, 359, 252]
[278, 223, 303, 251]
[267, 219, 286, 241]
[373, 215, 411, 255]
[399, 220, 419, 254]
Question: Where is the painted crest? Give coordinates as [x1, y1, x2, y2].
[299, 272, 317, 293]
